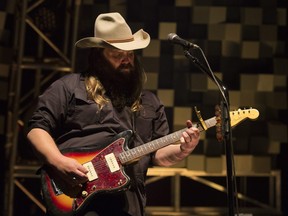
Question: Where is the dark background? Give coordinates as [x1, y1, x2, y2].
[0, 0, 287, 215]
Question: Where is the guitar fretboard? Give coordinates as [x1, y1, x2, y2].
[119, 116, 217, 164]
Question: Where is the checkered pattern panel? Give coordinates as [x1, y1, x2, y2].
[109, 1, 287, 159]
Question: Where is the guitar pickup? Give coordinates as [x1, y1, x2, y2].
[83, 161, 98, 181]
[105, 153, 120, 173]
[194, 106, 208, 130]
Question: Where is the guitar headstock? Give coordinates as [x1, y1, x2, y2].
[230, 108, 259, 127]
[215, 106, 260, 142]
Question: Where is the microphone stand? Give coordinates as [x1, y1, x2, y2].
[183, 48, 237, 216]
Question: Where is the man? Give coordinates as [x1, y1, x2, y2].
[27, 12, 200, 216]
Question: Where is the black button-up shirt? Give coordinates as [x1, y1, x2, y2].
[28, 73, 169, 215]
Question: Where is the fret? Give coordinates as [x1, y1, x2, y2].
[133, 148, 140, 158]
[125, 150, 130, 157]
[120, 151, 128, 163]
[143, 143, 149, 153]
[137, 147, 143, 156]
[126, 151, 132, 161]
[148, 143, 153, 150]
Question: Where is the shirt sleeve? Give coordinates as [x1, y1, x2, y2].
[146, 90, 170, 139]
[27, 77, 73, 138]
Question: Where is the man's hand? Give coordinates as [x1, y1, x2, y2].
[52, 155, 89, 187]
[179, 120, 200, 154]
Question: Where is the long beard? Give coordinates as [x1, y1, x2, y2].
[94, 57, 142, 110]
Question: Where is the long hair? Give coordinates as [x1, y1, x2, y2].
[83, 48, 147, 112]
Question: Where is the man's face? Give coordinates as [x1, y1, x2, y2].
[103, 48, 135, 73]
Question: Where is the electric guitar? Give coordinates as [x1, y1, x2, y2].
[41, 108, 259, 216]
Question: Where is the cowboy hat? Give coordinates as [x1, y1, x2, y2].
[75, 12, 150, 50]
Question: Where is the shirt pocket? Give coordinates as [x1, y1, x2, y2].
[66, 88, 100, 128]
[135, 105, 156, 143]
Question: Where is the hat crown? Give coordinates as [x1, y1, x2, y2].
[75, 12, 150, 50]
[95, 12, 133, 41]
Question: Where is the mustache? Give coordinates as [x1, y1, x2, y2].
[117, 63, 134, 71]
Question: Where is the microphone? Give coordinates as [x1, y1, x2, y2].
[167, 33, 198, 49]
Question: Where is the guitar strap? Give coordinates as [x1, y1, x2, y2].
[130, 110, 144, 148]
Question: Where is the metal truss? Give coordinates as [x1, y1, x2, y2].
[4, 0, 81, 215]
[146, 167, 282, 216]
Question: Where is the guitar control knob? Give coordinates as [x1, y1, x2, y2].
[118, 179, 123, 185]
[82, 191, 88, 198]
[92, 185, 96, 190]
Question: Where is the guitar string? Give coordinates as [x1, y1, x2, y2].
[83, 119, 212, 175]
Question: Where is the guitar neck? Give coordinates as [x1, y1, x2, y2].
[119, 116, 217, 164]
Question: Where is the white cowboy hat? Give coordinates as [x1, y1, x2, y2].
[75, 12, 150, 50]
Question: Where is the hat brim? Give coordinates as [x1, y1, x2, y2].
[75, 29, 150, 51]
